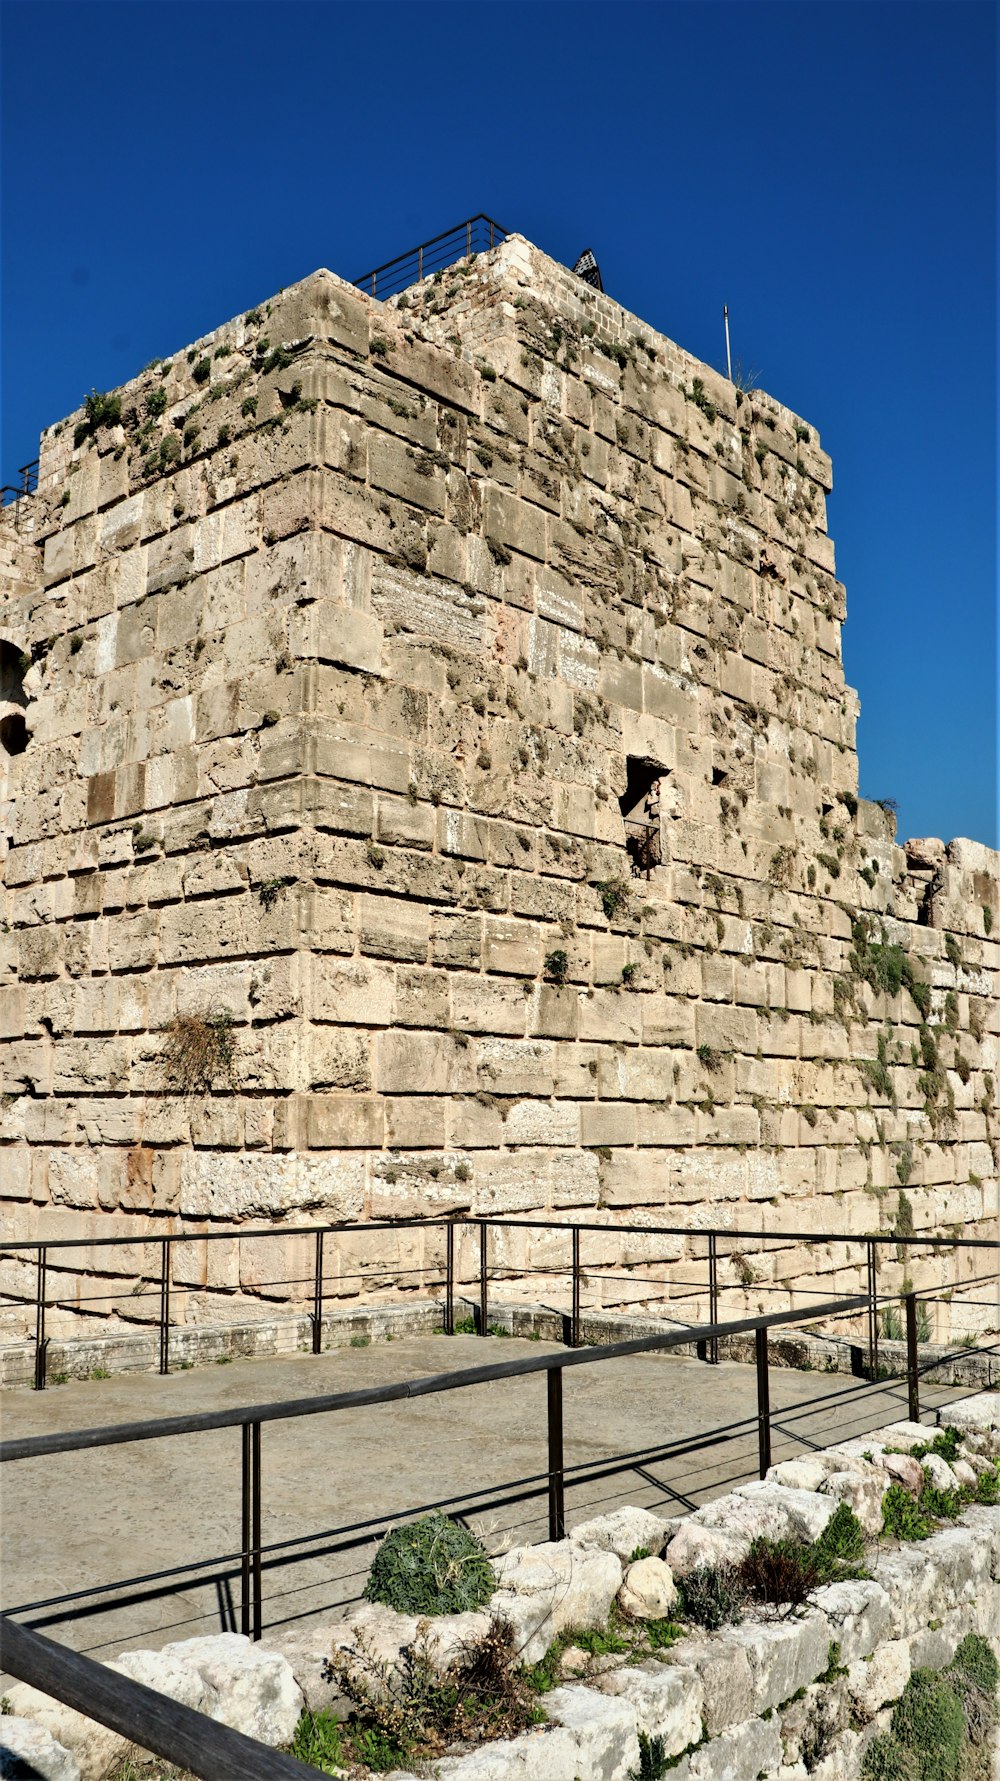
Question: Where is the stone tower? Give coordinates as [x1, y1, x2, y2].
[0, 235, 996, 1342]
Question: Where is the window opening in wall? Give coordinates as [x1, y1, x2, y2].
[0, 640, 29, 757]
[0, 713, 28, 755]
[619, 757, 665, 878]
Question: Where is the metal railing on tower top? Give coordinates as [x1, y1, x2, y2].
[353, 214, 509, 300]
[0, 458, 39, 528]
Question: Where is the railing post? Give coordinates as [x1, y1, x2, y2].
[547, 1368, 565, 1540]
[158, 1240, 170, 1376]
[755, 1325, 771, 1478]
[240, 1426, 251, 1635]
[311, 1230, 324, 1355]
[418, 244, 423, 281]
[445, 1221, 455, 1335]
[478, 1221, 488, 1335]
[33, 1247, 48, 1391]
[489, 219, 495, 249]
[466, 218, 472, 258]
[708, 1233, 719, 1365]
[251, 1423, 262, 1641]
[571, 1227, 581, 1348]
[240, 1422, 262, 1641]
[905, 1292, 920, 1423]
[867, 1239, 879, 1380]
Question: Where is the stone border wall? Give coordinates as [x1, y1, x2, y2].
[2, 1293, 997, 1394]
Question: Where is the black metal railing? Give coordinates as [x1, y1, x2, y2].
[1, 1290, 872, 1648]
[2, 1214, 996, 1394]
[0, 458, 39, 527]
[353, 214, 509, 300]
[0, 1616, 317, 1781]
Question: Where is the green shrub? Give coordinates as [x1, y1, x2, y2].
[881, 1483, 930, 1541]
[737, 1537, 821, 1608]
[862, 1732, 909, 1781]
[629, 1731, 671, 1780]
[678, 1563, 742, 1629]
[544, 948, 569, 984]
[290, 1707, 345, 1772]
[147, 386, 168, 418]
[363, 1513, 495, 1615]
[596, 879, 631, 921]
[911, 1427, 960, 1464]
[192, 357, 211, 385]
[74, 388, 122, 445]
[950, 1633, 999, 1699]
[891, 1669, 966, 1781]
[975, 1463, 1000, 1505]
[918, 1484, 961, 1522]
[814, 1503, 866, 1569]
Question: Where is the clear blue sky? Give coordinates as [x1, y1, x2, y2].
[2, 1, 996, 848]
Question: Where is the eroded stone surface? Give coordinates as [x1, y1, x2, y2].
[1, 235, 995, 1362]
[0, 1718, 81, 1781]
[618, 1555, 677, 1620]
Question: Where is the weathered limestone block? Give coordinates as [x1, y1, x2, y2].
[734, 1614, 832, 1717]
[0, 1688, 123, 1781]
[665, 1522, 748, 1576]
[845, 1638, 911, 1722]
[618, 1557, 678, 1621]
[731, 1479, 837, 1542]
[490, 1542, 623, 1662]
[819, 1469, 886, 1536]
[685, 1714, 784, 1781]
[809, 1580, 892, 1664]
[599, 1661, 702, 1751]
[157, 1633, 303, 1744]
[571, 1506, 675, 1562]
[0, 1718, 81, 1781]
[665, 1629, 755, 1734]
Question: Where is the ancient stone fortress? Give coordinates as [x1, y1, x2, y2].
[0, 235, 996, 1343]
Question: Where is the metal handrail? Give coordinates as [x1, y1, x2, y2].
[0, 458, 39, 530]
[0, 1616, 317, 1781]
[0, 1292, 872, 1640]
[2, 1213, 994, 1394]
[0, 459, 39, 504]
[0, 1291, 869, 1465]
[353, 213, 509, 300]
[4, 1213, 994, 1253]
[3, 1211, 991, 1403]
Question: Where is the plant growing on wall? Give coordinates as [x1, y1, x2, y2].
[73, 388, 122, 447]
[544, 949, 569, 984]
[364, 1513, 495, 1616]
[160, 1009, 237, 1095]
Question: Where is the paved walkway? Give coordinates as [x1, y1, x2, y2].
[0, 1334, 960, 1663]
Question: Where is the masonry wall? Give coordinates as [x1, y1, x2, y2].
[0, 237, 996, 1343]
